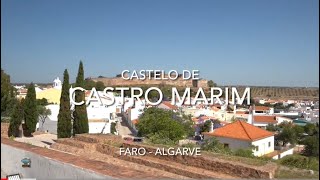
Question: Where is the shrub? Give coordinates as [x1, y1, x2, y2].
[181, 143, 197, 149]
[233, 148, 255, 158]
[148, 132, 176, 145]
[9, 136, 15, 140]
[201, 138, 231, 154]
[278, 155, 319, 171]
[302, 135, 319, 157]
[111, 122, 117, 134]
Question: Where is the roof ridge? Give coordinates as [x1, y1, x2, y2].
[238, 121, 253, 141]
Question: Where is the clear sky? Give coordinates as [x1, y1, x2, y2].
[1, 0, 319, 87]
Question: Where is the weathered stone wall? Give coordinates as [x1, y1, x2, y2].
[52, 134, 278, 179]
[1, 123, 9, 138]
[121, 142, 276, 179]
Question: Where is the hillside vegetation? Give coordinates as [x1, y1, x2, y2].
[225, 86, 319, 100]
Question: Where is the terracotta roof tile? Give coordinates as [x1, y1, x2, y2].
[236, 111, 248, 114]
[161, 101, 178, 110]
[132, 119, 139, 125]
[203, 120, 274, 141]
[255, 106, 270, 111]
[254, 115, 277, 124]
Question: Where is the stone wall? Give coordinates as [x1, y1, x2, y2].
[121, 142, 276, 179]
[1, 123, 9, 138]
[51, 134, 278, 179]
[91, 77, 208, 88]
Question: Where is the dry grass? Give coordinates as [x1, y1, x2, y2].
[275, 166, 319, 179]
[232, 86, 319, 100]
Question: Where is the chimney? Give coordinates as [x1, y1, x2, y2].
[247, 105, 254, 124]
[210, 120, 214, 132]
[270, 107, 274, 114]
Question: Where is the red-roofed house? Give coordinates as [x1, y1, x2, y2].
[158, 101, 179, 112]
[254, 106, 274, 114]
[203, 120, 274, 157]
[252, 115, 292, 128]
[253, 115, 278, 128]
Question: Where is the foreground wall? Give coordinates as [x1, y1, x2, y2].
[1, 123, 9, 138]
[1, 143, 111, 179]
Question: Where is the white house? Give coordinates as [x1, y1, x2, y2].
[203, 120, 275, 157]
[126, 99, 146, 122]
[38, 89, 124, 134]
[253, 106, 274, 115]
[247, 114, 293, 129]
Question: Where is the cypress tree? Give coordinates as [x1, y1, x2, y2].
[73, 61, 89, 135]
[57, 69, 72, 138]
[24, 83, 38, 136]
[8, 99, 23, 137]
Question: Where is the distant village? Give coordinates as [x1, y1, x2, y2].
[12, 76, 319, 160]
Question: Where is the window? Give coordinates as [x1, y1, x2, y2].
[223, 143, 229, 148]
[255, 146, 259, 151]
[268, 142, 271, 147]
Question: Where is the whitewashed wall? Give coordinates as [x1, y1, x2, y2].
[46, 104, 60, 121]
[203, 135, 251, 150]
[252, 136, 274, 157]
[88, 122, 111, 134]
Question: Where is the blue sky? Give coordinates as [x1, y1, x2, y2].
[1, 0, 319, 87]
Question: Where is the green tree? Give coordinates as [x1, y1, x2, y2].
[302, 135, 319, 157]
[293, 125, 305, 142]
[200, 120, 211, 133]
[8, 99, 23, 137]
[1, 69, 15, 116]
[304, 123, 317, 136]
[58, 69, 73, 138]
[207, 80, 217, 87]
[36, 98, 49, 106]
[24, 83, 38, 136]
[95, 81, 106, 91]
[73, 61, 89, 135]
[278, 126, 297, 146]
[136, 107, 187, 143]
[37, 106, 51, 130]
[266, 124, 278, 132]
[84, 79, 96, 89]
[110, 122, 117, 134]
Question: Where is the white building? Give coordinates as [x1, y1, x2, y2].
[53, 77, 62, 89]
[247, 114, 293, 129]
[203, 120, 275, 157]
[253, 106, 274, 115]
[38, 89, 124, 134]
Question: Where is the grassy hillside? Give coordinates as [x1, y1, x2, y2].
[224, 86, 319, 100]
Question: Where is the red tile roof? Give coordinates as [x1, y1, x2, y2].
[85, 90, 91, 97]
[236, 111, 248, 114]
[254, 116, 277, 124]
[192, 116, 214, 122]
[203, 120, 274, 141]
[255, 106, 270, 111]
[132, 119, 139, 125]
[161, 101, 178, 110]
